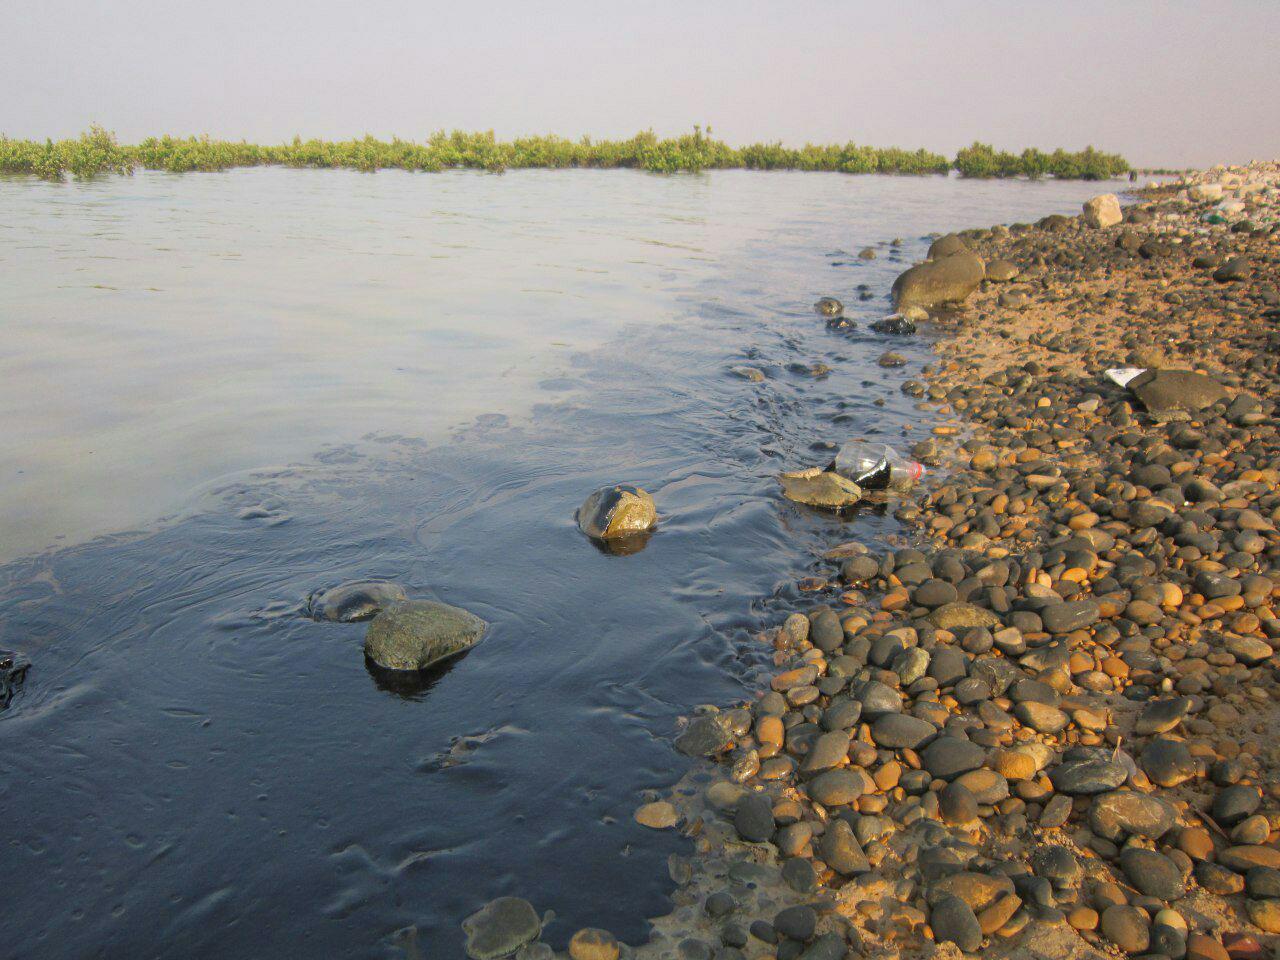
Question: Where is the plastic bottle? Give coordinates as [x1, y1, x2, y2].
[832, 442, 925, 492]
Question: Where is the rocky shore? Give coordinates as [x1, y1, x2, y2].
[464, 163, 1280, 960]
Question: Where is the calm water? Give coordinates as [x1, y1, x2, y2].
[0, 169, 1118, 958]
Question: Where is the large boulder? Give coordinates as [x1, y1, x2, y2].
[892, 252, 985, 310]
[1082, 194, 1123, 228]
[364, 600, 487, 671]
[576, 484, 657, 540]
[1128, 369, 1229, 417]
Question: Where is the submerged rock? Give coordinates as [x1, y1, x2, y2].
[307, 580, 407, 622]
[0, 650, 30, 710]
[814, 297, 843, 318]
[576, 484, 657, 540]
[892, 252, 985, 309]
[462, 897, 542, 959]
[364, 600, 486, 672]
[779, 469, 862, 511]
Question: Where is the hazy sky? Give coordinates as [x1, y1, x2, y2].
[4, 0, 1277, 168]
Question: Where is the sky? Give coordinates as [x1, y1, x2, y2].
[3, 0, 1277, 169]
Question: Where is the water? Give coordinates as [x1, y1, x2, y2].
[0, 169, 1118, 958]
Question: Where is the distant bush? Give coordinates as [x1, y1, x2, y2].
[954, 141, 1130, 180]
[0, 127, 1130, 181]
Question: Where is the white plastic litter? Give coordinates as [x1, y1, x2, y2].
[1105, 367, 1146, 389]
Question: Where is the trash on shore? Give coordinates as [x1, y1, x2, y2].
[832, 441, 925, 493]
[1104, 367, 1147, 388]
[778, 468, 863, 510]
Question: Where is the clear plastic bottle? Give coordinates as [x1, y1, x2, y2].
[832, 442, 925, 492]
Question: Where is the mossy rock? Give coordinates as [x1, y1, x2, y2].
[363, 600, 486, 672]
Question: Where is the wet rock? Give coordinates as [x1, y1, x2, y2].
[779, 469, 862, 511]
[930, 895, 982, 952]
[0, 650, 30, 710]
[676, 714, 735, 757]
[635, 801, 678, 829]
[814, 297, 843, 318]
[364, 600, 486, 672]
[569, 929, 619, 960]
[462, 897, 542, 960]
[576, 484, 657, 540]
[307, 580, 407, 622]
[774, 905, 816, 941]
[729, 365, 766, 383]
[734, 793, 776, 843]
[869, 316, 918, 335]
[892, 252, 986, 310]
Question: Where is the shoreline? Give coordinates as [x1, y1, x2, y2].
[482, 161, 1280, 959]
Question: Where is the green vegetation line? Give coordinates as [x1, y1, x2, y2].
[0, 125, 1130, 181]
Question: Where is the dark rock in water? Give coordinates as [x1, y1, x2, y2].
[576, 484, 657, 540]
[363, 600, 486, 672]
[774, 905, 816, 941]
[676, 713, 735, 757]
[735, 793, 775, 842]
[928, 234, 969, 260]
[930, 895, 982, 952]
[0, 650, 30, 709]
[307, 580, 407, 622]
[461, 897, 542, 960]
[1129, 369, 1229, 417]
[814, 297, 844, 318]
[869, 316, 917, 335]
[892, 252, 985, 309]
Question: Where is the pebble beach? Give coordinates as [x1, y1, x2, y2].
[463, 161, 1280, 960]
